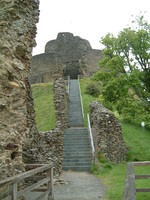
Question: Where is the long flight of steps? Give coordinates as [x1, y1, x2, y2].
[62, 79, 91, 171]
[68, 79, 83, 127]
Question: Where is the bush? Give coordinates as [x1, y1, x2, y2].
[85, 82, 100, 97]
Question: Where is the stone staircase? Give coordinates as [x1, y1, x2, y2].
[62, 79, 91, 171]
[68, 79, 83, 127]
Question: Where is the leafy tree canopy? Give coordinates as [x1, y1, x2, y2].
[93, 14, 150, 127]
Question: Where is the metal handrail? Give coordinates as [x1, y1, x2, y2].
[87, 113, 95, 164]
[78, 75, 84, 119]
[68, 75, 70, 94]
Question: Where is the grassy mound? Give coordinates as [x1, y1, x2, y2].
[31, 82, 56, 131]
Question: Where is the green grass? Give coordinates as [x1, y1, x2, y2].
[122, 123, 150, 162]
[135, 166, 150, 199]
[32, 78, 150, 199]
[91, 123, 150, 200]
[31, 82, 56, 131]
[79, 78, 98, 126]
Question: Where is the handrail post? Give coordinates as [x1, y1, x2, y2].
[47, 167, 54, 200]
[12, 182, 17, 200]
[78, 75, 84, 119]
[123, 162, 136, 200]
[87, 113, 95, 164]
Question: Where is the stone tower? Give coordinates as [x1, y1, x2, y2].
[29, 32, 102, 83]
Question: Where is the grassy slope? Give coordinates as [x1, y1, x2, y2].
[31, 82, 56, 131]
[79, 78, 150, 200]
[32, 78, 150, 199]
[79, 78, 97, 126]
[97, 123, 150, 200]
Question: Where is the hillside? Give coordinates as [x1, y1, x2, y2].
[32, 79, 150, 199]
[31, 82, 56, 131]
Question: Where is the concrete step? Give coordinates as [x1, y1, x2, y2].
[69, 122, 83, 127]
[64, 136, 88, 140]
[63, 166, 91, 172]
[68, 79, 83, 127]
[63, 156, 91, 159]
[64, 130, 88, 134]
[63, 154, 91, 159]
[69, 110, 82, 114]
[68, 123, 83, 127]
[63, 151, 91, 156]
[69, 96, 80, 99]
[64, 127, 87, 132]
[65, 127, 87, 131]
[69, 115, 83, 119]
[64, 133, 87, 137]
[64, 129, 87, 132]
[63, 148, 90, 151]
[63, 161, 91, 166]
[69, 105, 82, 110]
[63, 80, 91, 172]
[63, 144, 90, 148]
[64, 143, 89, 146]
[64, 142, 89, 146]
[64, 148, 90, 151]
[63, 151, 91, 158]
[64, 132, 88, 136]
[64, 138, 87, 141]
[64, 133, 88, 136]
[63, 158, 91, 162]
[64, 135, 89, 138]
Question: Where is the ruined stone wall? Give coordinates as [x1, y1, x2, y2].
[45, 32, 92, 62]
[29, 32, 102, 83]
[0, 0, 69, 184]
[53, 78, 69, 130]
[84, 49, 102, 76]
[22, 78, 41, 164]
[90, 101, 128, 163]
[36, 78, 69, 176]
[0, 0, 39, 178]
[29, 53, 64, 84]
[21, 78, 69, 176]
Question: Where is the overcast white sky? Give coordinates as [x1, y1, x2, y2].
[32, 0, 150, 55]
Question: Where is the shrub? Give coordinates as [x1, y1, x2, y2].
[85, 82, 100, 97]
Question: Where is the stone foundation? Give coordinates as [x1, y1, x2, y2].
[90, 101, 128, 163]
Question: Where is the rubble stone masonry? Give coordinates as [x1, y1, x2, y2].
[0, 0, 39, 178]
[36, 78, 69, 176]
[90, 101, 128, 163]
[29, 32, 102, 83]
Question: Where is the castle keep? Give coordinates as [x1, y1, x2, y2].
[29, 32, 102, 83]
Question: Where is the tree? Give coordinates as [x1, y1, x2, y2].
[93, 14, 150, 127]
[97, 14, 150, 94]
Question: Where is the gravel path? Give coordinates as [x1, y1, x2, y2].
[54, 171, 106, 200]
[24, 171, 106, 200]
